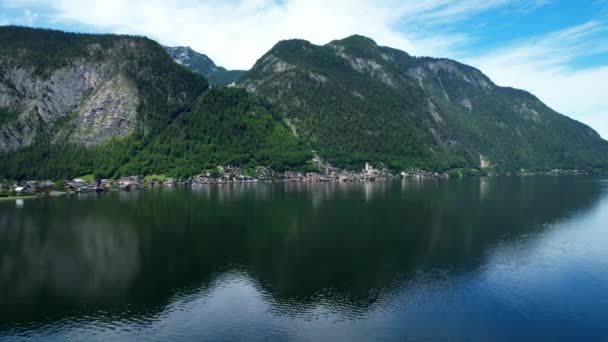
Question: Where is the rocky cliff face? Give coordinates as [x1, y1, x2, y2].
[65, 73, 139, 146]
[0, 60, 133, 150]
[0, 26, 207, 152]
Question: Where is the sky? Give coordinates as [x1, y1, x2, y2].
[1, 0, 607, 138]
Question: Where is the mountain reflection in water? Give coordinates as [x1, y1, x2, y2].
[1, 177, 607, 341]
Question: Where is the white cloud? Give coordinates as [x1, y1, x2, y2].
[16, 9, 39, 25]
[8, 0, 527, 69]
[465, 21, 608, 138]
[517, 0, 553, 13]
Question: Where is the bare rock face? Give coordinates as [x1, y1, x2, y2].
[424, 60, 494, 91]
[0, 60, 139, 151]
[330, 44, 397, 87]
[68, 74, 139, 146]
[0, 62, 104, 150]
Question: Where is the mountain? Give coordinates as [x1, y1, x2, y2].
[0, 26, 206, 152]
[164, 46, 245, 86]
[0, 26, 306, 180]
[0, 27, 606, 180]
[240, 35, 608, 172]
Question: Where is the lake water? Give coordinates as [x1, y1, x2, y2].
[1, 177, 607, 341]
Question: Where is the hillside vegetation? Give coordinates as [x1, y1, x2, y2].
[1, 27, 607, 180]
[0, 27, 306, 180]
[240, 35, 608, 172]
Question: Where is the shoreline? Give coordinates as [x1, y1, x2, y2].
[0, 195, 37, 201]
[0, 168, 599, 198]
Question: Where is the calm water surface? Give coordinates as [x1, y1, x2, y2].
[1, 177, 607, 341]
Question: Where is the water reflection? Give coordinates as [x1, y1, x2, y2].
[0, 214, 140, 304]
[0, 177, 606, 340]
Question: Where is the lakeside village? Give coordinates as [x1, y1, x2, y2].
[0, 162, 449, 198]
[0, 160, 589, 199]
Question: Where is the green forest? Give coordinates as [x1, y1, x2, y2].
[0, 88, 312, 180]
[240, 35, 608, 173]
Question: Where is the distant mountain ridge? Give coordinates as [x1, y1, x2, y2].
[164, 46, 245, 85]
[0, 26, 607, 180]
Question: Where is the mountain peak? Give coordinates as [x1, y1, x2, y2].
[269, 39, 315, 53]
[265, 35, 380, 60]
[325, 34, 388, 62]
[164, 46, 245, 86]
[165, 45, 217, 70]
[331, 34, 377, 47]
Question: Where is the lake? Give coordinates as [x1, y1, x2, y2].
[1, 177, 607, 341]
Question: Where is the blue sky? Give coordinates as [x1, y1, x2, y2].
[1, 0, 607, 137]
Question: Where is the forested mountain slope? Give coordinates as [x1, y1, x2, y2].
[239, 35, 608, 171]
[0, 27, 305, 179]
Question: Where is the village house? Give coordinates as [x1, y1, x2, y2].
[13, 184, 33, 194]
[118, 176, 142, 190]
[101, 179, 114, 189]
[39, 181, 55, 192]
[67, 179, 88, 192]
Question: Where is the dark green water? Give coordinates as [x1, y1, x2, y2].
[1, 177, 608, 341]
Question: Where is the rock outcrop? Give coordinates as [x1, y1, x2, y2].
[0, 61, 123, 150]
